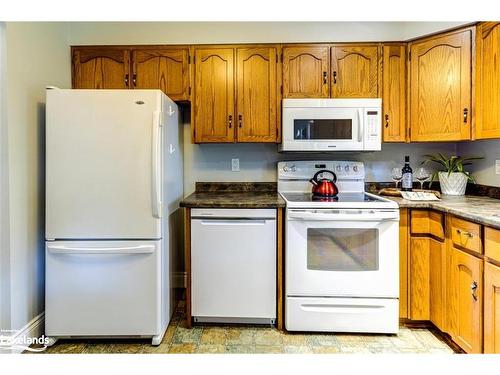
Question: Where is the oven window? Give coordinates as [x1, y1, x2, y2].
[294, 119, 352, 140]
[307, 228, 379, 271]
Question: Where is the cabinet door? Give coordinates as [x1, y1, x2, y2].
[409, 29, 472, 141]
[282, 45, 330, 98]
[72, 48, 130, 89]
[236, 47, 279, 142]
[484, 261, 500, 353]
[448, 247, 483, 353]
[429, 239, 446, 331]
[131, 48, 190, 101]
[399, 209, 409, 319]
[193, 48, 235, 143]
[409, 237, 430, 320]
[331, 45, 380, 98]
[476, 22, 500, 139]
[382, 44, 406, 142]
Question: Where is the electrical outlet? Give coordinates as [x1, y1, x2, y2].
[496, 160, 500, 175]
[231, 158, 240, 172]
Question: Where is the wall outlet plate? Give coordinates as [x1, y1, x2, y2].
[231, 158, 240, 172]
[496, 160, 500, 175]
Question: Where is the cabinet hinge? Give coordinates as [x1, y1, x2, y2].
[280, 85, 283, 95]
[188, 86, 191, 95]
[188, 55, 191, 64]
[280, 53, 283, 63]
[408, 51, 411, 61]
[193, 56, 196, 64]
[276, 54, 278, 63]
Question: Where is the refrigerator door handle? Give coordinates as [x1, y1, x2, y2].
[47, 244, 155, 255]
[151, 111, 162, 218]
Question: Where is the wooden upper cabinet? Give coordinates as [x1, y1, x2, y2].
[282, 45, 330, 98]
[447, 247, 483, 353]
[131, 48, 190, 101]
[484, 261, 500, 353]
[72, 48, 130, 89]
[409, 29, 472, 141]
[476, 22, 500, 139]
[382, 44, 407, 142]
[193, 48, 235, 143]
[331, 44, 380, 98]
[236, 47, 279, 142]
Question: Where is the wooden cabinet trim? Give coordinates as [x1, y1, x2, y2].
[410, 209, 445, 241]
[485, 227, 500, 265]
[484, 261, 500, 353]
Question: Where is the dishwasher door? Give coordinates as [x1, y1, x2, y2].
[191, 209, 277, 323]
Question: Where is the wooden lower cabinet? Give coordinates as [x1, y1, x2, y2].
[447, 247, 483, 353]
[429, 239, 446, 331]
[484, 261, 500, 353]
[409, 237, 430, 320]
[399, 209, 409, 319]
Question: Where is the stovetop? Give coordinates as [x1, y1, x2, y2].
[280, 192, 399, 209]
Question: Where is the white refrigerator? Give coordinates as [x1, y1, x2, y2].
[44, 89, 183, 345]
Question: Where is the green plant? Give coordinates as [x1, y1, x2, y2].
[420, 153, 483, 186]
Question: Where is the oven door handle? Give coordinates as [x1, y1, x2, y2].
[288, 211, 399, 221]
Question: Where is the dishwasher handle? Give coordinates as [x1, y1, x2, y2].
[195, 219, 274, 226]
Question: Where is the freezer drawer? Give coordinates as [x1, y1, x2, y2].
[45, 240, 161, 337]
[191, 209, 277, 321]
[286, 296, 399, 333]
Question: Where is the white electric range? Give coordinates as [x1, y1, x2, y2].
[278, 161, 400, 334]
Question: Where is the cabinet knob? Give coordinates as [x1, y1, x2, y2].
[238, 114, 243, 128]
[463, 108, 469, 124]
[124, 74, 129, 86]
[228, 115, 233, 128]
[332, 71, 337, 84]
[385, 114, 389, 128]
[133, 73, 137, 86]
[323, 71, 327, 84]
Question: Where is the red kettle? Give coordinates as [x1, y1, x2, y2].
[309, 169, 338, 197]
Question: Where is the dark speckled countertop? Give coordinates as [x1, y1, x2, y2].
[180, 182, 286, 209]
[382, 195, 500, 229]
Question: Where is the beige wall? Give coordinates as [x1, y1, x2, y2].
[4, 22, 71, 331]
[458, 140, 500, 187]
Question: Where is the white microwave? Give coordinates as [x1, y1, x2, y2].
[280, 98, 382, 152]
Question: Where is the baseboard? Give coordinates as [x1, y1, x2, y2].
[173, 271, 186, 289]
[6, 312, 45, 354]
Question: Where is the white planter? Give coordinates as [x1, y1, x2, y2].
[438, 172, 468, 195]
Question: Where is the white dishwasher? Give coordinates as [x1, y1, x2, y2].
[191, 208, 277, 324]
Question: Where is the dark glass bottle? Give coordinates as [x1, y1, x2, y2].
[401, 156, 413, 191]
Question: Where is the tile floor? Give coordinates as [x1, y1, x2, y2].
[29, 302, 454, 354]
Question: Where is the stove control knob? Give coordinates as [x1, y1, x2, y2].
[336, 165, 342, 172]
[345, 165, 350, 172]
[283, 166, 289, 172]
[290, 165, 297, 172]
[353, 165, 358, 172]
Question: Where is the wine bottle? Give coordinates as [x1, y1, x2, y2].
[401, 156, 413, 191]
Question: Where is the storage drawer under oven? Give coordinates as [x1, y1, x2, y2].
[286, 296, 399, 333]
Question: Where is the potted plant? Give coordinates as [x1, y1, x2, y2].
[421, 153, 483, 196]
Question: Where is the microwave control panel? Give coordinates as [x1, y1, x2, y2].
[366, 110, 380, 138]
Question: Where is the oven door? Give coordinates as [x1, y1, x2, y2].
[281, 107, 363, 151]
[286, 209, 399, 298]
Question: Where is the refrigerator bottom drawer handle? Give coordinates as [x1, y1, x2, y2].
[47, 245, 155, 255]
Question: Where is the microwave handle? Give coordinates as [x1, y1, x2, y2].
[357, 109, 363, 142]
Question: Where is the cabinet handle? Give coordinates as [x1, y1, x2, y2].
[228, 115, 233, 128]
[471, 281, 478, 301]
[463, 108, 468, 123]
[456, 228, 473, 238]
[125, 73, 129, 86]
[238, 114, 243, 128]
[333, 71, 337, 84]
[385, 114, 389, 128]
[133, 73, 137, 86]
[323, 71, 327, 84]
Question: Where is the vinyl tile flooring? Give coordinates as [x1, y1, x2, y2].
[28, 302, 454, 354]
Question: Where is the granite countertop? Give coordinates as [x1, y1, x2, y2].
[383, 195, 500, 229]
[180, 182, 286, 209]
